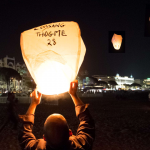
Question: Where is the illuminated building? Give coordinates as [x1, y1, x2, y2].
[0, 56, 32, 93]
[93, 74, 134, 90]
[143, 78, 150, 88]
[114, 74, 134, 89]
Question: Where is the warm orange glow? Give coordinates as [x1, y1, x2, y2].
[111, 33, 123, 50]
[35, 60, 72, 95]
[20, 21, 86, 95]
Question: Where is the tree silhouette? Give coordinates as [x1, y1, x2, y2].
[0, 67, 22, 91]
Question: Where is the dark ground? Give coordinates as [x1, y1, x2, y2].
[1, 92, 150, 150]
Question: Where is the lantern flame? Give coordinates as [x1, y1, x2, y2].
[35, 60, 72, 95]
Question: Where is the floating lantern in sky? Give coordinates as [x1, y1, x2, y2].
[20, 21, 86, 95]
[111, 33, 123, 50]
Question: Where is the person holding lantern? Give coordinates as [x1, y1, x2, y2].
[18, 80, 95, 150]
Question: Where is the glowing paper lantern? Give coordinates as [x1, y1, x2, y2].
[20, 21, 86, 95]
[111, 33, 123, 50]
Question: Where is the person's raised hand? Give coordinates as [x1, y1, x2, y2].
[30, 89, 42, 106]
[69, 80, 78, 97]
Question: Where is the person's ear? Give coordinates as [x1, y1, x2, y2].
[43, 134, 46, 141]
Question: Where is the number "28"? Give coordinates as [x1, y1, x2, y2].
[47, 39, 56, 46]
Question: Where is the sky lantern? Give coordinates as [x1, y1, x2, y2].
[111, 33, 123, 50]
[20, 21, 86, 95]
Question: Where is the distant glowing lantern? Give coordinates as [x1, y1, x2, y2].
[111, 33, 123, 50]
[20, 21, 86, 95]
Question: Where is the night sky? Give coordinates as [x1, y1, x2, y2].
[0, 0, 150, 79]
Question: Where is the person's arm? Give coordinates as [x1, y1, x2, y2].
[26, 90, 42, 115]
[69, 80, 84, 106]
[69, 81, 95, 150]
[18, 90, 42, 150]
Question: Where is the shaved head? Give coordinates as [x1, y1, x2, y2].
[44, 113, 69, 149]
